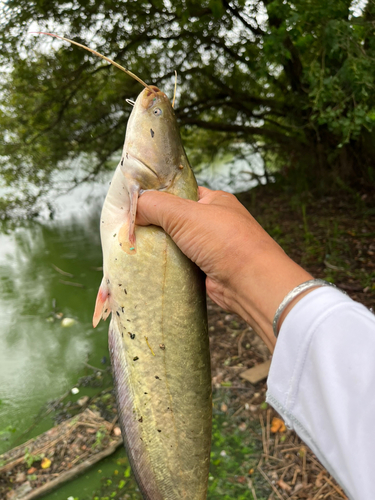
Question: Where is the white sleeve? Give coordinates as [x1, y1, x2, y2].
[266, 287, 375, 500]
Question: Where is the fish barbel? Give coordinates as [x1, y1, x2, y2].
[93, 85, 212, 499]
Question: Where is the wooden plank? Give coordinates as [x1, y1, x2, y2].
[0, 409, 123, 500]
[240, 359, 271, 384]
[21, 439, 123, 500]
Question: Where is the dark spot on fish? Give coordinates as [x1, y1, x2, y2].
[121, 307, 124, 312]
[115, 258, 117, 261]
[118, 284, 122, 286]
[125, 289, 127, 295]
[140, 437, 143, 441]
[102, 220, 104, 223]
[129, 333, 135, 339]
[121, 158, 124, 166]
[144, 392, 148, 394]
[113, 233, 116, 237]
[138, 416, 143, 423]
[116, 311, 120, 317]
[155, 376, 160, 380]
[104, 309, 108, 313]
[106, 279, 110, 284]
[133, 356, 139, 361]
[159, 344, 165, 350]
[120, 243, 122, 247]
[157, 429, 161, 432]
[126, 152, 128, 159]
[109, 182, 111, 185]
[150, 128, 154, 138]
[121, 332, 123, 338]
[127, 319, 131, 322]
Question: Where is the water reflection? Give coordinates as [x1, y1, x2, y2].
[0, 207, 110, 453]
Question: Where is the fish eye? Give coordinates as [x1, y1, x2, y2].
[153, 108, 162, 116]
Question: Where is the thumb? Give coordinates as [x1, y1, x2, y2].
[136, 190, 194, 235]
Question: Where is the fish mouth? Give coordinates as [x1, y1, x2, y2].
[127, 153, 159, 180]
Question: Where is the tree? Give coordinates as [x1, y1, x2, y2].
[0, 0, 374, 217]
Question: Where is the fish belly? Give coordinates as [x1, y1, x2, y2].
[108, 224, 211, 500]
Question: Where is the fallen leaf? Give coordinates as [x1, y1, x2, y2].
[41, 457, 51, 469]
[15, 472, 26, 483]
[238, 422, 247, 431]
[220, 403, 228, 412]
[27, 467, 37, 474]
[292, 482, 304, 494]
[270, 417, 286, 433]
[277, 479, 292, 491]
[315, 470, 327, 488]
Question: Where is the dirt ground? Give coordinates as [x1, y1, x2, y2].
[207, 184, 375, 500]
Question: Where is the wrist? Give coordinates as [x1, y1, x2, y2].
[226, 243, 313, 352]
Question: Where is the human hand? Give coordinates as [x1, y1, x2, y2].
[137, 187, 312, 351]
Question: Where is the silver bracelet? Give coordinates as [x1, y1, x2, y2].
[273, 279, 340, 337]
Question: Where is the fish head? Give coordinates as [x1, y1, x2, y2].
[122, 85, 184, 191]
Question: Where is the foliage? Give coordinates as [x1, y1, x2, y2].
[23, 448, 45, 468]
[1, 0, 375, 216]
[208, 412, 268, 499]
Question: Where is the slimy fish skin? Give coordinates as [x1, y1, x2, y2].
[93, 86, 211, 500]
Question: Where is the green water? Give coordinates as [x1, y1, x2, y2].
[0, 196, 140, 499]
[0, 210, 111, 450]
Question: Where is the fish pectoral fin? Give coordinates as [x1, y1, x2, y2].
[93, 279, 111, 328]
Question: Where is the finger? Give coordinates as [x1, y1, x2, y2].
[136, 190, 194, 235]
[136, 190, 172, 226]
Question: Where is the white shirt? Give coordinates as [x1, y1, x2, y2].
[266, 287, 375, 500]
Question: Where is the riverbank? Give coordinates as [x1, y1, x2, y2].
[2, 183, 374, 500]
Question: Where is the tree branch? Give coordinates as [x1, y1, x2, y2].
[181, 118, 298, 144]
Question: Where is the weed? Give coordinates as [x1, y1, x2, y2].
[23, 448, 44, 468]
